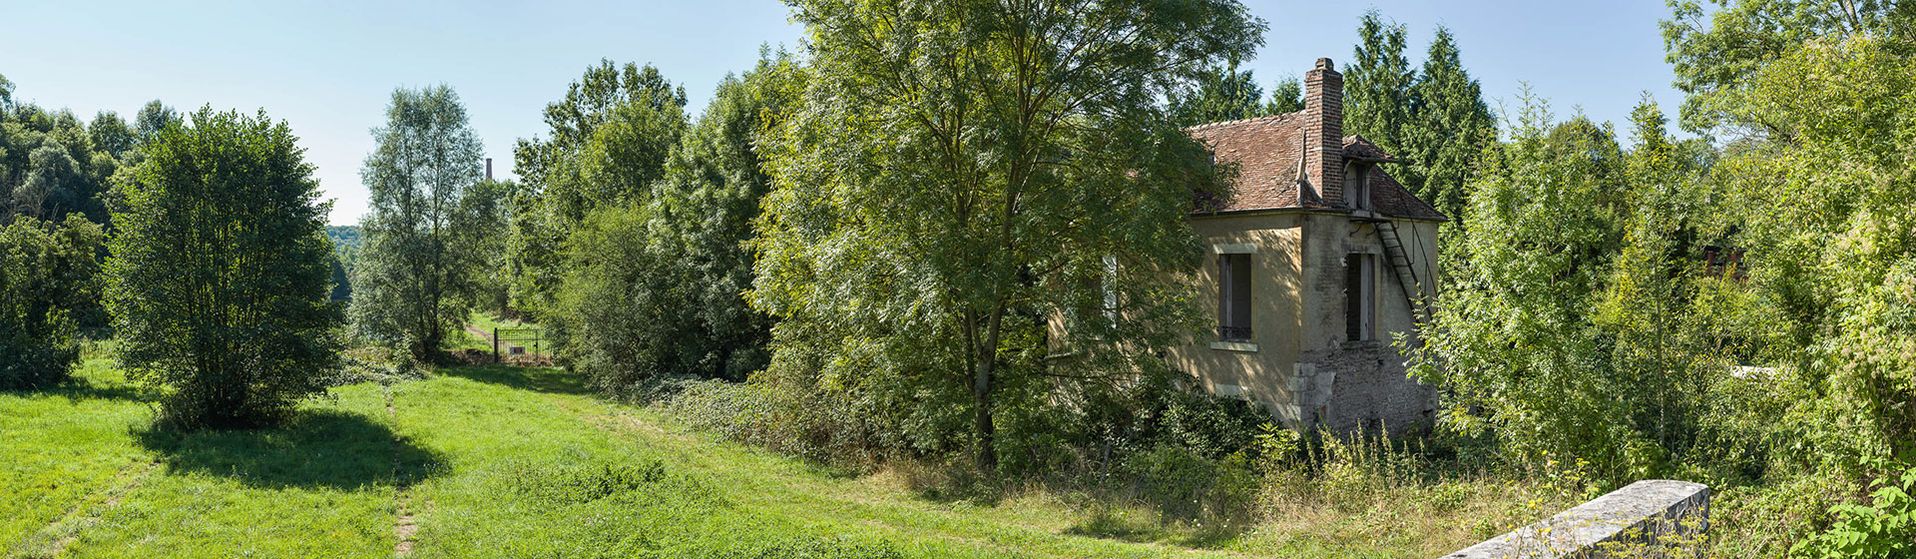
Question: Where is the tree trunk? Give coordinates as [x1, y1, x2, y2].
[972, 304, 1006, 470]
[973, 359, 997, 470]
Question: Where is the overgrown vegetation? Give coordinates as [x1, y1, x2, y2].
[753, 0, 1261, 471]
[3, 360, 1562, 558]
[11, 1, 1916, 555]
[549, 53, 796, 392]
[0, 215, 102, 389]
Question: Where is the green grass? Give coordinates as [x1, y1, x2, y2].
[3, 358, 1541, 558]
[0, 359, 150, 553]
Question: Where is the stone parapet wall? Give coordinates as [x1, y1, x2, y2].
[1441, 480, 1709, 559]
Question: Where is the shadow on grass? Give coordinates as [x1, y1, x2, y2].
[136, 410, 444, 490]
[1, 376, 151, 403]
[52, 378, 153, 403]
[438, 364, 590, 396]
[1063, 505, 1252, 549]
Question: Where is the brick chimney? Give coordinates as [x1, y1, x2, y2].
[1304, 58, 1344, 206]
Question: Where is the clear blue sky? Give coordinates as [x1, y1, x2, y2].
[0, 1, 1685, 225]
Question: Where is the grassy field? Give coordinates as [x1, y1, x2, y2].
[2, 355, 1547, 558]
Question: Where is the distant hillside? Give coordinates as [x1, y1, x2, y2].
[326, 225, 360, 301]
[326, 225, 362, 252]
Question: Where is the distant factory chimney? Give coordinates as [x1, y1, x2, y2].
[485, 158, 494, 181]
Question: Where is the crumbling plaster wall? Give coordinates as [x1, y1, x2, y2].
[1293, 213, 1438, 432]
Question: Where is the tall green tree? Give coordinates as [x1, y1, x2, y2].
[555, 54, 799, 392]
[351, 86, 488, 360]
[1663, 0, 1915, 132]
[1410, 94, 1738, 482]
[0, 72, 14, 111]
[105, 108, 340, 428]
[1265, 76, 1304, 114]
[1662, 8, 1916, 548]
[89, 112, 137, 157]
[508, 62, 688, 318]
[1, 101, 118, 225]
[1168, 62, 1266, 125]
[755, 0, 1263, 468]
[1402, 27, 1495, 220]
[133, 101, 179, 142]
[1, 215, 103, 389]
[461, 178, 513, 315]
[1344, 10, 1414, 155]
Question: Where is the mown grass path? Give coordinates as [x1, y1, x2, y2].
[4, 361, 1277, 558]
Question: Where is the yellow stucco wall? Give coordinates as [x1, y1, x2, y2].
[1164, 211, 1307, 420]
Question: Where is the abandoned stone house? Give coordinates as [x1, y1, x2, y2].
[1174, 58, 1444, 432]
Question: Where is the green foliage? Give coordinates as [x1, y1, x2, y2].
[133, 100, 179, 142]
[757, 0, 1264, 470]
[1168, 62, 1271, 125]
[1795, 468, 1916, 558]
[1344, 10, 1414, 153]
[325, 225, 361, 302]
[87, 111, 137, 157]
[1265, 76, 1304, 114]
[0, 95, 126, 225]
[1410, 95, 1735, 483]
[552, 55, 796, 391]
[1401, 27, 1496, 220]
[509, 61, 689, 318]
[1662, 0, 1916, 132]
[105, 107, 341, 429]
[0, 215, 103, 389]
[1120, 446, 1257, 525]
[350, 85, 490, 360]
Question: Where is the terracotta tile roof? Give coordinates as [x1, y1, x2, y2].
[1185, 116, 1446, 222]
[1187, 112, 1324, 213]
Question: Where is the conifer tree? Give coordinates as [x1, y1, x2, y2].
[1344, 10, 1414, 155]
[1404, 27, 1495, 220]
[1265, 76, 1304, 114]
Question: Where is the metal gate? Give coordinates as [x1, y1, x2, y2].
[491, 326, 548, 363]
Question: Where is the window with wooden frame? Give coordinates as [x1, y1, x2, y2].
[1345, 253, 1375, 341]
[1218, 253, 1252, 342]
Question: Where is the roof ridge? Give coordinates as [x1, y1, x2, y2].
[1183, 109, 1306, 132]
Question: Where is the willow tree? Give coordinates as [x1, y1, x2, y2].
[351, 86, 487, 360]
[754, 0, 1263, 468]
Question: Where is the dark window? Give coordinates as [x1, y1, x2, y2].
[1218, 253, 1252, 341]
[1350, 164, 1373, 210]
[1345, 253, 1374, 341]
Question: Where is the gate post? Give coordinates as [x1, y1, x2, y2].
[492, 327, 500, 363]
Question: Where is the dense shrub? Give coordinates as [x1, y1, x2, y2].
[664, 376, 886, 469]
[105, 108, 342, 429]
[1794, 468, 1916, 559]
[1120, 446, 1258, 525]
[0, 215, 103, 389]
[549, 56, 793, 393]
